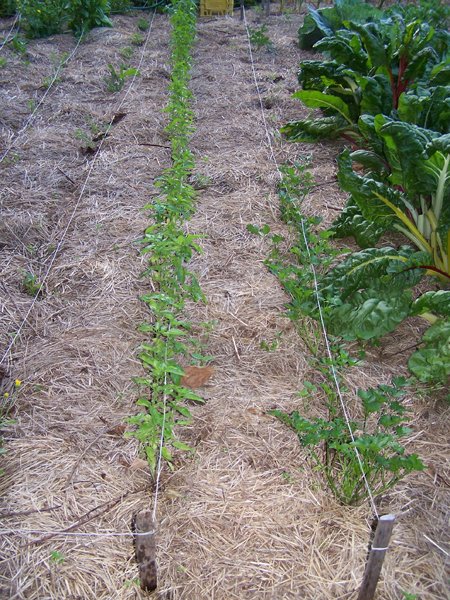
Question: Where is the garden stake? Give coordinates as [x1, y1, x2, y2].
[134, 510, 157, 592]
[357, 514, 396, 600]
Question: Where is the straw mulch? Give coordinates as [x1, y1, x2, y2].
[0, 6, 448, 600]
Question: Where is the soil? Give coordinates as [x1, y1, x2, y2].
[0, 5, 448, 600]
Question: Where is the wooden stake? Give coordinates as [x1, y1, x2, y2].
[357, 514, 396, 600]
[240, 0, 244, 20]
[134, 510, 157, 592]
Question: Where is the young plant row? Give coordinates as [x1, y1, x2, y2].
[126, 0, 205, 475]
[284, 0, 450, 384]
[250, 162, 424, 506]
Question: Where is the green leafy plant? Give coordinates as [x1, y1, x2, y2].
[332, 118, 450, 280]
[126, 0, 203, 475]
[67, 0, 112, 37]
[21, 270, 41, 296]
[8, 34, 27, 55]
[49, 550, 65, 564]
[249, 25, 274, 51]
[0, 57, 7, 69]
[17, 0, 66, 38]
[119, 46, 134, 60]
[0, 0, 16, 17]
[130, 32, 144, 46]
[104, 63, 139, 92]
[284, 14, 448, 143]
[271, 378, 425, 505]
[137, 17, 149, 31]
[298, 0, 383, 50]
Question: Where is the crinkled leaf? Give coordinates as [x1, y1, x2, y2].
[412, 290, 450, 318]
[282, 116, 355, 143]
[330, 198, 385, 248]
[408, 320, 450, 383]
[292, 90, 353, 121]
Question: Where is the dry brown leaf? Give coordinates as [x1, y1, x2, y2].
[181, 365, 214, 389]
[130, 458, 149, 471]
[106, 423, 126, 436]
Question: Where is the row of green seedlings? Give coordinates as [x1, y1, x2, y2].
[249, 162, 425, 506]
[126, 0, 204, 475]
[283, 0, 450, 385]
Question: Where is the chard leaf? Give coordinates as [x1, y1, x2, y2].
[337, 149, 406, 232]
[408, 320, 450, 383]
[314, 34, 367, 73]
[282, 116, 355, 143]
[327, 291, 412, 340]
[359, 75, 393, 116]
[398, 86, 450, 134]
[320, 247, 426, 341]
[330, 198, 385, 248]
[292, 90, 353, 122]
[412, 290, 450, 318]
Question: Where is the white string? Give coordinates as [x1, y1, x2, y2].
[0, 13, 20, 52]
[0, 528, 155, 538]
[242, 5, 380, 519]
[0, 11, 171, 543]
[0, 35, 82, 164]
[0, 11, 156, 369]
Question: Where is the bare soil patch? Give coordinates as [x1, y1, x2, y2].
[0, 7, 448, 600]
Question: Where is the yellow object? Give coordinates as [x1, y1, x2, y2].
[15, 379, 22, 387]
[200, 0, 233, 17]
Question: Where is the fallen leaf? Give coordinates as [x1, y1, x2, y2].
[130, 458, 149, 471]
[181, 366, 214, 389]
[106, 423, 127, 436]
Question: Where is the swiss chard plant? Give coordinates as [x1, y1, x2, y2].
[284, 14, 448, 143]
[332, 118, 450, 281]
[318, 248, 450, 383]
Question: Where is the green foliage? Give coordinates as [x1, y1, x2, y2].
[287, 11, 448, 144]
[17, 0, 66, 38]
[16, 0, 112, 38]
[21, 270, 41, 296]
[298, 0, 383, 50]
[67, 0, 112, 37]
[0, 0, 17, 16]
[104, 63, 139, 92]
[109, 0, 132, 12]
[119, 46, 134, 60]
[137, 17, 149, 31]
[271, 378, 425, 505]
[130, 32, 144, 46]
[249, 25, 273, 51]
[126, 0, 202, 475]
[333, 119, 450, 279]
[8, 34, 27, 55]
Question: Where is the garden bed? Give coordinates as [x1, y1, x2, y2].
[0, 5, 448, 599]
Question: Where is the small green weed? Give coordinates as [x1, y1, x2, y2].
[130, 32, 145, 46]
[9, 35, 27, 55]
[137, 17, 149, 31]
[104, 63, 139, 92]
[21, 271, 41, 296]
[249, 25, 274, 50]
[50, 550, 65, 564]
[0, 57, 6, 68]
[119, 46, 134, 60]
